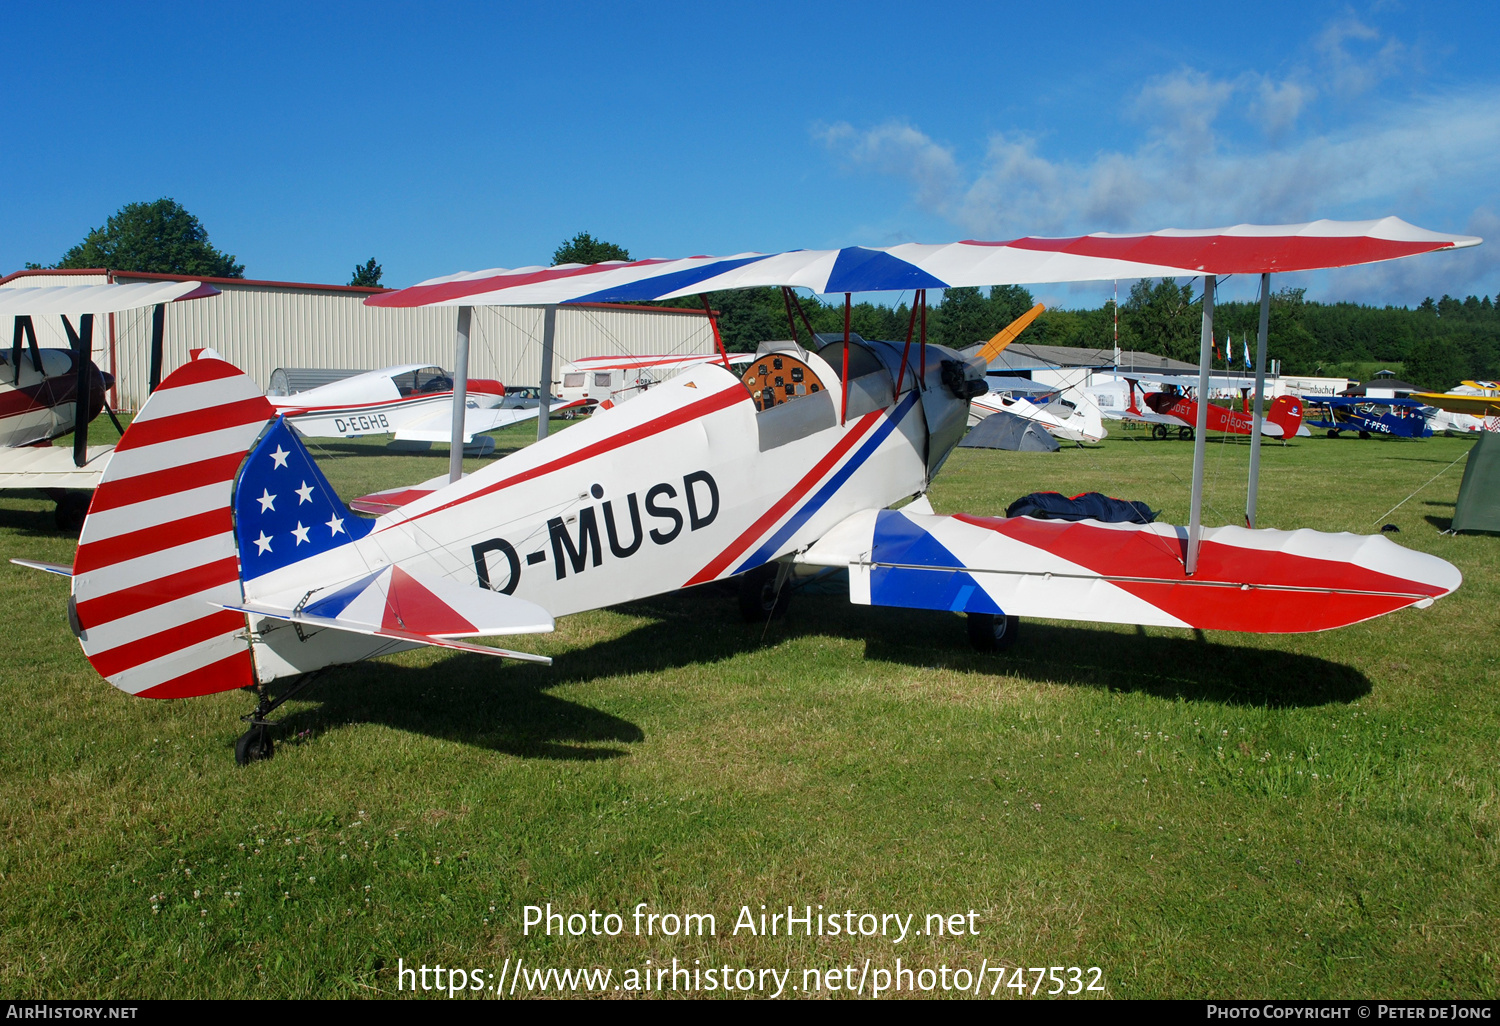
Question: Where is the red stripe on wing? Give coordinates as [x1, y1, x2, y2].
[954, 515, 1445, 632]
[969, 235, 1451, 274]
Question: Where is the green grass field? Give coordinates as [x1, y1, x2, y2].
[1, 418, 1495, 999]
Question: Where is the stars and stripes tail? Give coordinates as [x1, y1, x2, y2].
[70, 357, 276, 699]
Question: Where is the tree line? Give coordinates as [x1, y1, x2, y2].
[23, 211, 1495, 391]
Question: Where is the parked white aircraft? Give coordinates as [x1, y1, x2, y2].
[970, 379, 1107, 444]
[15, 218, 1476, 766]
[266, 362, 583, 454]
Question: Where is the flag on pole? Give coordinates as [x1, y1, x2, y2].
[1244, 333, 1252, 370]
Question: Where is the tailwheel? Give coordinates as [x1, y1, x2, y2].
[234, 725, 274, 766]
[1151, 424, 1168, 440]
[967, 612, 1019, 652]
[1359, 430, 1371, 439]
[1178, 425, 1194, 441]
[233, 672, 323, 766]
[738, 563, 791, 622]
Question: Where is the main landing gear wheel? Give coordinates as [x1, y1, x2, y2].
[53, 492, 90, 532]
[1327, 429, 1340, 438]
[1178, 426, 1194, 441]
[235, 724, 274, 766]
[1359, 430, 1371, 439]
[1151, 424, 1169, 440]
[738, 563, 791, 622]
[967, 612, 1019, 652]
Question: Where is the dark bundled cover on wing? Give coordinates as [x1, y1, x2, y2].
[1005, 491, 1158, 525]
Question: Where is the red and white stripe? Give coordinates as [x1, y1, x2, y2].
[71, 358, 274, 698]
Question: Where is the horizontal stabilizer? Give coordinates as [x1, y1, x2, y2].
[350, 472, 454, 515]
[222, 563, 554, 664]
[801, 508, 1461, 633]
[10, 558, 73, 577]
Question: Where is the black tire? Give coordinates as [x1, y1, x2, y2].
[53, 492, 90, 532]
[1178, 426, 1194, 441]
[234, 725, 274, 766]
[737, 564, 791, 622]
[1327, 429, 1340, 438]
[1151, 424, 1168, 440]
[1358, 430, 1371, 439]
[967, 612, 1019, 652]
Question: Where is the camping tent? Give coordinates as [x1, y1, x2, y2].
[1452, 431, 1500, 534]
[959, 410, 1060, 452]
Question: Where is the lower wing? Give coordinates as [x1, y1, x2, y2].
[800, 508, 1459, 633]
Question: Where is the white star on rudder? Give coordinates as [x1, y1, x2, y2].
[270, 446, 290, 469]
[255, 531, 273, 555]
[295, 480, 314, 504]
[327, 514, 345, 536]
[258, 489, 276, 513]
[291, 522, 311, 545]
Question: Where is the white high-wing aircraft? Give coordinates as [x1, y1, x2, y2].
[0, 281, 218, 526]
[18, 218, 1478, 764]
[266, 363, 585, 454]
[969, 380, 1108, 444]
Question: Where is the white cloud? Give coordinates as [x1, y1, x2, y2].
[1249, 76, 1316, 137]
[815, 121, 961, 216]
[817, 18, 1498, 303]
[1316, 13, 1404, 97]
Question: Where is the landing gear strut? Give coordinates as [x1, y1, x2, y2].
[738, 562, 791, 622]
[234, 671, 324, 766]
[967, 612, 1020, 652]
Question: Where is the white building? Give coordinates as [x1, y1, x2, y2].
[0, 268, 717, 411]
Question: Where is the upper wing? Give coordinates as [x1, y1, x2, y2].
[800, 508, 1460, 634]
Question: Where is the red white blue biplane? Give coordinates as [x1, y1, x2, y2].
[19, 218, 1479, 763]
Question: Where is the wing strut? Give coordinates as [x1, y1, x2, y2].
[61, 313, 94, 469]
[699, 294, 731, 371]
[1246, 272, 1271, 527]
[840, 293, 851, 425]
[449, 305, 471, 484]
[538, 304, 557, 442]
[1185, 276, 1214, 575]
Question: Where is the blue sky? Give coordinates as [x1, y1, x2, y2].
[4, 1, 1497, 308]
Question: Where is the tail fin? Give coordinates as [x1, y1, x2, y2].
[71, 357, 276, 698]
[1267, 394, 1304, 438]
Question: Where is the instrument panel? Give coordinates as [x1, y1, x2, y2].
[742, 353, 825, 412]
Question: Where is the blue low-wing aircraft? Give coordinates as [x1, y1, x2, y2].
[1301, 396, 1435, 439]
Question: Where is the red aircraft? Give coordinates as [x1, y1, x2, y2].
[1133, 381, 1304, 440]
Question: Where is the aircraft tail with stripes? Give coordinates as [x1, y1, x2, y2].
[67, 356, 552, 700]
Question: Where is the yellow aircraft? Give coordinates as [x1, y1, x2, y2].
[1408, 380, 1500, 419]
